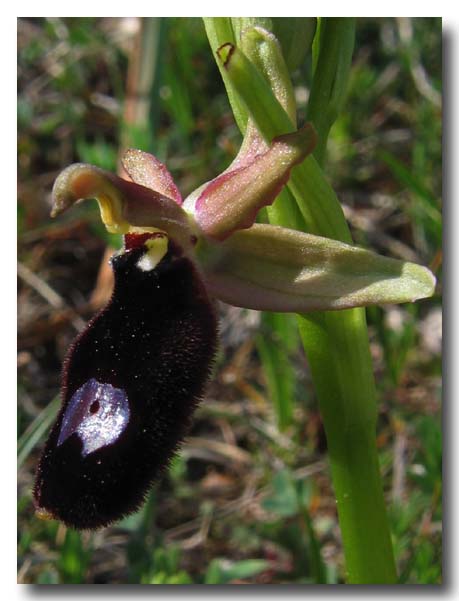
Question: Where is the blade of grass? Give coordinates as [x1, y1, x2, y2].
[379, 149, 442, 237]
[17, 396, 60, 469]
[297, 479, 327, 584]
[256, 312, 299, 431]
[57, 528, 91, 584]
[122, 17, 167, 154]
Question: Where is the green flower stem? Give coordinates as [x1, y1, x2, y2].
[208, 23, 397, 583]
[298, 310, 397, 583]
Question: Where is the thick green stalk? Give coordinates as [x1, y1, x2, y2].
[207, 21, 397, 583]
[297, 310, 397, 583]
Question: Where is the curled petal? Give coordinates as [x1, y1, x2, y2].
[51, 163, 194, 249]
[121, 149, 183, 205]
[190, 125, 317, 241]
[197, 224, 436, 312]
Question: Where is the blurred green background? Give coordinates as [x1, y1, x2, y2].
[17, 17, 442, 584]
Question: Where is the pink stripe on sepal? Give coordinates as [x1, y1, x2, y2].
[193, 124, 317, 241]
[121, 149, 183, 205]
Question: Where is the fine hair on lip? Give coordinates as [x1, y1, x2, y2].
[34, 243, 217, 529]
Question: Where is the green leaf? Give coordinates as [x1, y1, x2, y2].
[57, 529, 91, 584]
[36, 569, 60, 584]
[271, 18, 317, 73]
[204, 558, 270, 584]
[203, 18, 248, 132]
[306, 18, 356, 165]
[262, 469, 299, 517]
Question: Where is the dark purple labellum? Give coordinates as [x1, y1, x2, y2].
[34, 240, 217, 529]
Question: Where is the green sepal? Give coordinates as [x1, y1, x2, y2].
[197, 223, 436, 312]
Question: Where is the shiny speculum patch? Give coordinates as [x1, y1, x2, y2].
[57, 379, 130, 457]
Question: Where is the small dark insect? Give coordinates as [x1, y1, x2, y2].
[34, 237, 217, 529]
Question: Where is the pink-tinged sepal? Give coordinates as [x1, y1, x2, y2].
[189, 124, 317, 241]
[196, 224, 436, 312]
[51, 163, 194, 250]
[121, 149, 183, 205]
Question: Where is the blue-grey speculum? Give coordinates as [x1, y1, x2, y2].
[57, 378, 130, 456]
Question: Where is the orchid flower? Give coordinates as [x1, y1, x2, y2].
[33, 123, 435, 529]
